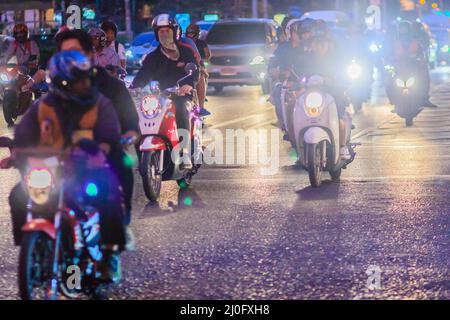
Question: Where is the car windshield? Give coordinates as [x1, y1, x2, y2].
[206, 23, 266, 45]
[132, 33, 156, 46]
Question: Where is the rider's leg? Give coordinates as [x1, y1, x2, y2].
[8, 183, 28, 246]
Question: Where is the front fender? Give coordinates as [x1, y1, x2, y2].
[22, 219, 56, 240]
[140, 136, 167, 151]
[303, 127, 331, 145]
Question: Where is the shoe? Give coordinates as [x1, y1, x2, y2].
[98, 251, 122, 284]
[424, 100, 438, 108]
[340, 146, 351, 161]
[124, 226, 135, 251]
[199, 108, 211, 117]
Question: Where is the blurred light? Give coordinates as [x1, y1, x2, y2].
[347, 62, 362, 80]
[369, 43, 379, 52]
[125, 50, 133, 58]
[183, 197, 193, 206]
[305, 92, 323, 109]
[274, 14, 286, 26]
[204, 14, 219, 22]
[27, 169, 52, 189]
[406, 77, 415, 88]
[86, 183, 98, 197]
[0, 73, 8, 82]
[249, 56, 265, 65]
[123, 154, 135, 168]
[258, 72, 266, 80]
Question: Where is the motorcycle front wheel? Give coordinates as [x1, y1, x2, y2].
[141, 150, 162, 202]
[307, 143, 323, 188]
[18, 231, 55, 300]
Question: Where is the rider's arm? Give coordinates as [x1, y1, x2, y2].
[130, 52, 157, 88]
[94, 95, 122, 150]
[1, 42, 15, 64]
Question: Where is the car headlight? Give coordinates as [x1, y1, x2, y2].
[396, 78, 405, 88]
[26, 169, 53, 205]
[0, 73, 9, 82]
[369, 43, 379, 53]
[347, 62, 362, 80]
[304, 92, 323, 117]
[141, 95, 161, 119]
[405, 77, 415, 88]
[396, 77, 415, 88]
[249, 55, 265, 65]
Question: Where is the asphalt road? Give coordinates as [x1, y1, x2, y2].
[0, 68, 449, 299]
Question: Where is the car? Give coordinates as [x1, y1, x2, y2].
[126, 31, 158, 73]
[205, 18, 278, 93]
[197, 21, 216, 40]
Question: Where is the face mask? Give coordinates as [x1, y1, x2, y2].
[159, 29, 177, 51]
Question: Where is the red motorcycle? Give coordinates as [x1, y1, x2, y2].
[0, 55, 37, 126]
[131, 63, 203, 201]
[0, 136, 125, 300]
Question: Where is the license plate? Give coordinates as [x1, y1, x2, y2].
[220, 67, 237, 76]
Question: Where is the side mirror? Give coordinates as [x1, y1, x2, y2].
[0, 136, 13, 149]
[185, 62, 197, 74]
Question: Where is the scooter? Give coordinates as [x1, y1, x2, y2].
[0, 55, 37, 126]
[385, 58, 427, 127]
[292, 75, 358, 187]
[133, 63, 203, 202]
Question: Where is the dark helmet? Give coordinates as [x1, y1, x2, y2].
[397, 20, 412, 36]
[13, 23, 29, 41]
[186, 23, 200, 39]
[100, 20, 118, 37]
[152, 14, 180, 42]
[88, 27, 107, 48]
[47, 50, 98, 108]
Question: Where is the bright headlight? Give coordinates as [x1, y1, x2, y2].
[369, 43, 379, 52]
[249, 55, 265, 65]
[347, 62, 362, 80]
[396, 78, 405, 88]
[125, 50, 133, 58]
[406, 77, 415, 88]
[0, 73, 9, 82]
[141, 95, 161, 119]
[26, 169, 53, 205]
[305, 92, 323, 117]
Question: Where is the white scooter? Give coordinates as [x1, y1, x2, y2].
[292, 75, 359, 187]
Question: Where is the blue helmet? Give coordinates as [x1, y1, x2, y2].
[48, 50, 98, 107]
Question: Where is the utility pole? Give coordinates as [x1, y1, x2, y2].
[252, 0, 258, 18]
[124, 0, 132, 42]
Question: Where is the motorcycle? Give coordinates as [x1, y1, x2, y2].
[131, 63, 203, 202]
[0, 55, 38, 126]
[292, 75, 358, 187]
[345, 58, 373, 113]
[385, 58, 426, 127]
[0, 136, 126, 300]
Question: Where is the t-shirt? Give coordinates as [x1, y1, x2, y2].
[194, 39, 208, 60]
[93, 47, 121, 68]
[108, 41, 126, 61]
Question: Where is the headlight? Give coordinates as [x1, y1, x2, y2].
[406, 77, 415, 88]
[369, 43, 379, 53]
[347, 62, 362, 80]
[125, 50, 133, 58]
[141, 95, 162, 119]
[0, 73, 9, 82]
[396, 78, 405, 88]
[304, 92, 323, 117]
[26, 169, 53, 205]
[249, 55, 265, 65]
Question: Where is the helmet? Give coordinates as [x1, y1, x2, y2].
[186, 23, 200, 39]
[88, 28, 107, 48]
[397, 20, 412, 36]
[13, 23, 29, 41]
[55, 25, 69, 44]
[152, 14, 180, 42]
[48, 50, 98, 108]
[100, 21, 118, 37]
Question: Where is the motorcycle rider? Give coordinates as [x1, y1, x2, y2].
[54, 29, 140, 232]
[88, 27, 121, 70]
[269, 18, 315, 131]
[130, 14, 200, 170]
[101, 21, 126, 69]
[385, 20, 436, 108]
[8, 50, 126, 282]
[1, 23, 40, 74]
[303, 31, 351, 160]
[186, 22, 211, 114]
